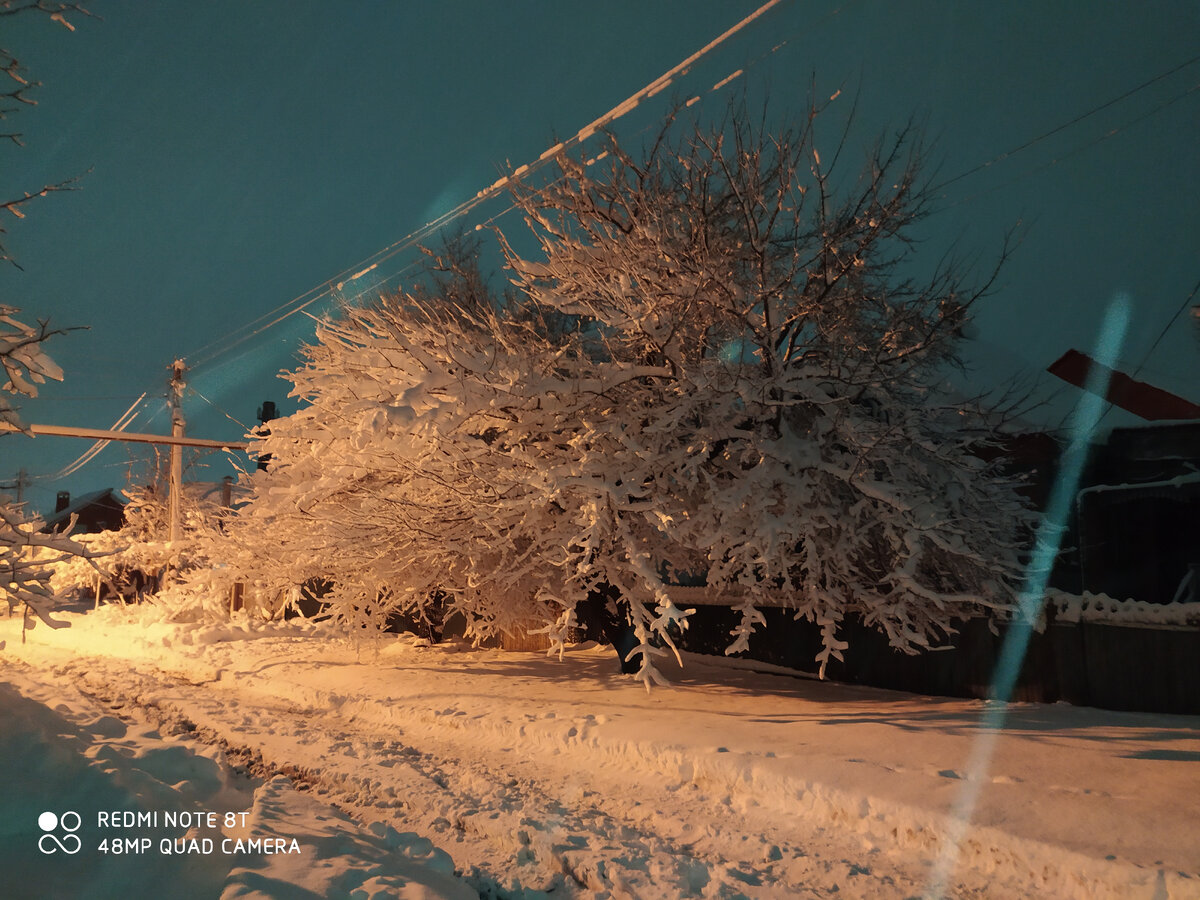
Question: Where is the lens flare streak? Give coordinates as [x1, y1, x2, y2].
[926, 293, 1131, 898]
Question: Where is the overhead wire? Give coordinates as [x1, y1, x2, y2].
[74, 4, 1200, 471]
[932, 51, 1200, 196]
[39, 392, 147, 481]
[194, 19, 1199, 379]
[1089, 275, 1200, 431]
[329, 0, 865, 310]
[54, 394, 146, 478]
[1132, 277, 1200, 381]
[936, 77, 1200, 212]
[188, 386, 252, 432]
[185, 0, 793, 374]
[34, 1, 804, 489]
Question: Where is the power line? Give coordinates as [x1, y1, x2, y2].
[36, 392, 147, 481]
[41, 2, 801, 486]
[189, 386, 252, 432]
[125, 6, 1200, 449]
[1131, 277, 1200, 381]
[192, 23, 1199, 379]
[933, 51, 1200, 195]
[936, 78, 1200, 212]
[185, 0, 792, 374]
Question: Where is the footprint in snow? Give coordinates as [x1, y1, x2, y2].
[87, 715, 127, 739]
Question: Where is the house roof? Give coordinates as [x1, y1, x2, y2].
[39, 487, 126, 532]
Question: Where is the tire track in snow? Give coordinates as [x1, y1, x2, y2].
[50, 656, 979, 899]
[67, 663, 787, 897]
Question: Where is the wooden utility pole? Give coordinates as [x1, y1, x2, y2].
[168, 359, 186, 544]
[1, 361, 252, 540]
[0, 469, 29, 503]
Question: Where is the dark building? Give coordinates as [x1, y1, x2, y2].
[1075, 422, 1200, 604]
[39, 488, 126, 535]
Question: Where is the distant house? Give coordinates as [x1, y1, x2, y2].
[39, 488, 126, 535]
[1076, 422, 1200, 605]
[975, 422, 1200, 604]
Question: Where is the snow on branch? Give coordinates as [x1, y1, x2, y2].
[213, 100, 1035, 683]
[0, 502, 109, 639]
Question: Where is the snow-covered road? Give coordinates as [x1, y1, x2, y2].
[2, 608, 1197, 898]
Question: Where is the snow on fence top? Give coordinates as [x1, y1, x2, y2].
[1050, 589, 1200, 628]
[662, 579, 1200, 628]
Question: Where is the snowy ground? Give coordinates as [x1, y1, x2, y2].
[1, 606, 1197, 899]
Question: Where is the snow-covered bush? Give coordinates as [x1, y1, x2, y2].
[0, 306, 103, 635]
[0, 502, 96, 638]
[35, 474, 262, 623]
[97, 480, 272, 621]
[229, 105, 1036, 683]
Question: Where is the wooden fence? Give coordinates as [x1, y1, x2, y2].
[676, 607, 1200, 716]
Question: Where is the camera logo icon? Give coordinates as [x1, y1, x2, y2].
[38, 811, 82, 855]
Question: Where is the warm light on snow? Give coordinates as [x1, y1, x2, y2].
[1, 606, 1197, 898]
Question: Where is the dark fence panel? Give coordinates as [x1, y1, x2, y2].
[678, 611, 1200, 715]
[1080, 623, 1200, 715]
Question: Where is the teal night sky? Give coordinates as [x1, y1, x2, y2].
[4, 1, 1198, 514]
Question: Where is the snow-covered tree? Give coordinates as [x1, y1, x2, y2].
[2, 1, 94, 267]
[1, 2, 99, 638]
[0, 303, 63, 430]
[0, 306, 101, 635]
[54, 479, 229, 603]
[230, 103, 1036, 684]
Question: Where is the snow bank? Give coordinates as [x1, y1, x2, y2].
[0, 644, 478, 899]
[221, 777, 475, 899]
[2, 606, 1198, 898]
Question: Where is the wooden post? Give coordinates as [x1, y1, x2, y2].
[230, 582, 244, 615]
[168, 360, 186, 545]
[222, 473, 246, 616]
